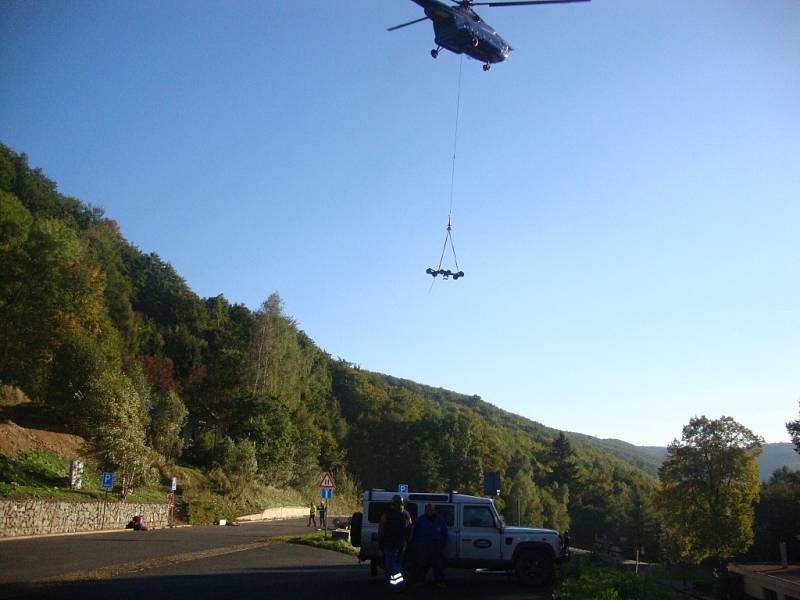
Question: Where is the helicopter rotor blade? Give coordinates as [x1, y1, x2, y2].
[469, 0, 590, 6]
[387, 16, 430, 32]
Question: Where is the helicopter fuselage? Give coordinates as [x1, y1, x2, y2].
[413, 0, 512, 65]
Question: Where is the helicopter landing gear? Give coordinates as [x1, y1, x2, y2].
[431, 47, 439, 59]
[483, 62, 491, 71]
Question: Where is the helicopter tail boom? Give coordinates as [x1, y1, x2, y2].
[387, 16, 430, 32]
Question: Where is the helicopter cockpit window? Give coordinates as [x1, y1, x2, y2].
[472, 14, 481, 22]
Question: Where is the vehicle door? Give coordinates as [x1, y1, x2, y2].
[362, 502, 388, 557]
[458, 504, 503, 562]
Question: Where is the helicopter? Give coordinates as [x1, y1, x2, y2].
[388, 0, 590, 71]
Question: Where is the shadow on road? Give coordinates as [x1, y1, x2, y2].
[5, 567, 550, 600]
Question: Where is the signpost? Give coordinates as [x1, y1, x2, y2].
[483, 472, 501, 497]
[69, 460, 84, 490]
[166, 492, 175, 527]
[318, 471, 335, 538]
[167, 477, 177, 526]
[100, 472, 113, 530]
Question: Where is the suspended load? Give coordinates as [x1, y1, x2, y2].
[426, 215, 464, 280]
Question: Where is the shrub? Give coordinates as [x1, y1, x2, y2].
[552, 555, 684, 600]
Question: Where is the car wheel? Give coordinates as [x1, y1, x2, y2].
[515, 549, 552, 587]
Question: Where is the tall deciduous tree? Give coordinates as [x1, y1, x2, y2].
[149, 390, 188, 462]
[506, 469, 543, 526]
[249, 293, 302, 406]
[83, 371, 151, 498]
[655, 416, 763, 564]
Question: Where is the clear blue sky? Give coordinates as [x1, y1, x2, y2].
[2, 1, 798, 446]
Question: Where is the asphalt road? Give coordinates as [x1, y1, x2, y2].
[0, 519, 550, 599]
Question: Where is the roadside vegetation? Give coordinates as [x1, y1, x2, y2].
[0, 449, 165, 502]
[286, 532, 358, 557]
[553, 555, 686, 600]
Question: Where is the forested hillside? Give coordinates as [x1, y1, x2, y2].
[0, 143, 658, 549]
[573, 438, 800, 483]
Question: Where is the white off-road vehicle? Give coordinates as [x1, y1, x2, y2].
[350, 489, 569, 587]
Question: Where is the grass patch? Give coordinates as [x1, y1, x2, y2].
[553, 555, 686, 600]
[286, 531, 357, 557]
[0, 449, 167, 503]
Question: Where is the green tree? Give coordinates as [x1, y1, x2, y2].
[249, 293, 303, 406]
[506, 469, 543, 526]
[655, 416, 763, 564]
[541, 483, 571, 532]
[211, 437, 260, 498]
[751, 467, 800, 562]
[549, 432, 580, 487]
[83, 371, 151, 498]
[0, 192, 119, 409]
[233, 393, 296, 486]
[622, 484, 660, 559]
[441, 412, 484, 494]
[149, 390, 188, 462]
[787, 401, 800, 455]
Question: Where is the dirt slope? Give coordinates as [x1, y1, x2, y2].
[0, 420, 85, 458]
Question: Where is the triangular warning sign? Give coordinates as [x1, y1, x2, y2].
[319, 471, 335, 489]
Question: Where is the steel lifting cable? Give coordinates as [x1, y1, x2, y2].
[427, 55, 465, 283]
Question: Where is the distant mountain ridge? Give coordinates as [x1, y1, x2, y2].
[572, 435, 798, 481]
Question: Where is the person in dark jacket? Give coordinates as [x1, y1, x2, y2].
[412, 503, 448, 586]
[378, 494, 412, 588]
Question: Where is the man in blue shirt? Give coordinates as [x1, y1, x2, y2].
[412, 503, 448, 586]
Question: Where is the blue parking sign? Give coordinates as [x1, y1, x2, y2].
[101, 472, 113, 490]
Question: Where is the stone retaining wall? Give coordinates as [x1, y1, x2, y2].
[0, 499, 169, 537]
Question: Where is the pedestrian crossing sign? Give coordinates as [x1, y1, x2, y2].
[319, 471, 335, 489]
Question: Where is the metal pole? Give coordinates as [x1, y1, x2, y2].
[101, 488, 108, 530]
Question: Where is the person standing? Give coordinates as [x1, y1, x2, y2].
[378, 494, 412, 589]
[412, 503, 448, 586]
[317, 502, 326, 529]
[307, 502, 317, 527]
